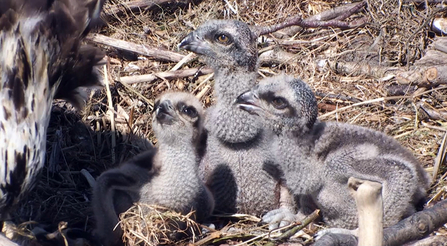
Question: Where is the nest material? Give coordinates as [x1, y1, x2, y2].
[120, 204, 201, 246]
[8, 0, 447, 245]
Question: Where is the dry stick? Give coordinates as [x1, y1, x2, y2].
[416, 101, 447, 121]
[196, 85, 211, 100]
[306, 2, 366, 22]
[319, 85, 445, 119]
[319, 96, 411, 119]
[267, 209, 320, 245]
[103, 0, 193, 17]
[382, 199, 447, 246]
[118, 80, 154, 108]
[348, 177, 383, 246]
[193, 231, 221, 246]
[233, 211, 319, 246]
[86, 33, 185, 62]
[104, 64, 116, 163]
[315, 91, 362, 104]
[252, 1, 367, 36]
[170, 52, 196, 71]
[232, 211, 310, 246]
[316, 199, 447, 246]
[409, 235, 447, 246]
[120, 67, 213, 84]
[192, 73, 214, 94]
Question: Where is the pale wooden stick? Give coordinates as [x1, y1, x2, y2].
[104, 64, 116, 163]
[348, 177, 383, 246]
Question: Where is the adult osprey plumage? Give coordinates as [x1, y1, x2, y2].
[0, 0, 105, 219]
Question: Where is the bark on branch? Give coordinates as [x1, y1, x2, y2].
[119, 67, 212, 84]
[383, 199, 447, 246]
[86, 33, 185, 62]
[252, 1, 367, 36]
[314, 199, 447, 246]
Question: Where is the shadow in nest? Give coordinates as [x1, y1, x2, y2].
[7, 96, 153, 245]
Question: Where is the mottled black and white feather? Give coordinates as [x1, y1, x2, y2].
[0, 0, 105, 218]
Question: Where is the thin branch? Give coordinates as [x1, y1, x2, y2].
[103, 0, 196, 18]
[119, 67, 213, 84]
[86, 33, 185, 62]
[252, 1, 367, 36]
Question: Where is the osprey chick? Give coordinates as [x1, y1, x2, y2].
[93, 92, 214, 246]
[179, 20, 295, 217]
[236, 74, 430, 229]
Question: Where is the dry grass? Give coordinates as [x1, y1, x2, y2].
[7, 0, 447, 245]
[120, 204, 201, 246]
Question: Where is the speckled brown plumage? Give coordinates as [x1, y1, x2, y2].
[0, 0, 105, 220]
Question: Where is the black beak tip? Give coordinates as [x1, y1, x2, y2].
[178, 33, 194, 50]
[235, 91, 252, 105]
[178, 39, 188, 49]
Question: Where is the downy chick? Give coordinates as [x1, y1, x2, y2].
[93, 92, 214, 246]
[179, 19, 295, 217]
[236, 74, 430, 229]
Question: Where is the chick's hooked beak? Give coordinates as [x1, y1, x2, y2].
[155, 100, 176, 124]
[178, 32, 208, 55]
[235, 90, 263, 115]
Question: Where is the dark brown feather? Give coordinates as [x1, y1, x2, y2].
[0, 0, 105, 219]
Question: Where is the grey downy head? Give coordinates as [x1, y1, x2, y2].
[178, 19, 258, 72]
[235, 74, 318, 134]
[152, 92, 205, 145]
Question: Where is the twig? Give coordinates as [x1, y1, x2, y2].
[315, 91, 362, 104]
[319, 96, 412, 119]
[103, 0, 194, 18]
[432, 131, 447, 181]
[269, 209, 320, 244]
[252, 1, 367, 36]
[86, 33, 185, 62]
[417, 101, 447, 121]
[383, 199, 447, 246]
[104, 64, 116, 163]
[170, 53, 197, 71]
[118, 80, 154, 108]
[193, 231, 221, 246]
[315, 199, 447, 246]
[119, 67, 213, 84]
[196, 85, 211, 100]
[192, 73, 214, 93]
[409, 235, 447, 246]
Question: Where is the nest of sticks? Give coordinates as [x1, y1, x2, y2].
[7, 0, 447, 245]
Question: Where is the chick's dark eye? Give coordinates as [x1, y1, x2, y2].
[215, 34, 231, 44]
[183, 106, 198, 118]
[271, 97, 288, 109]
